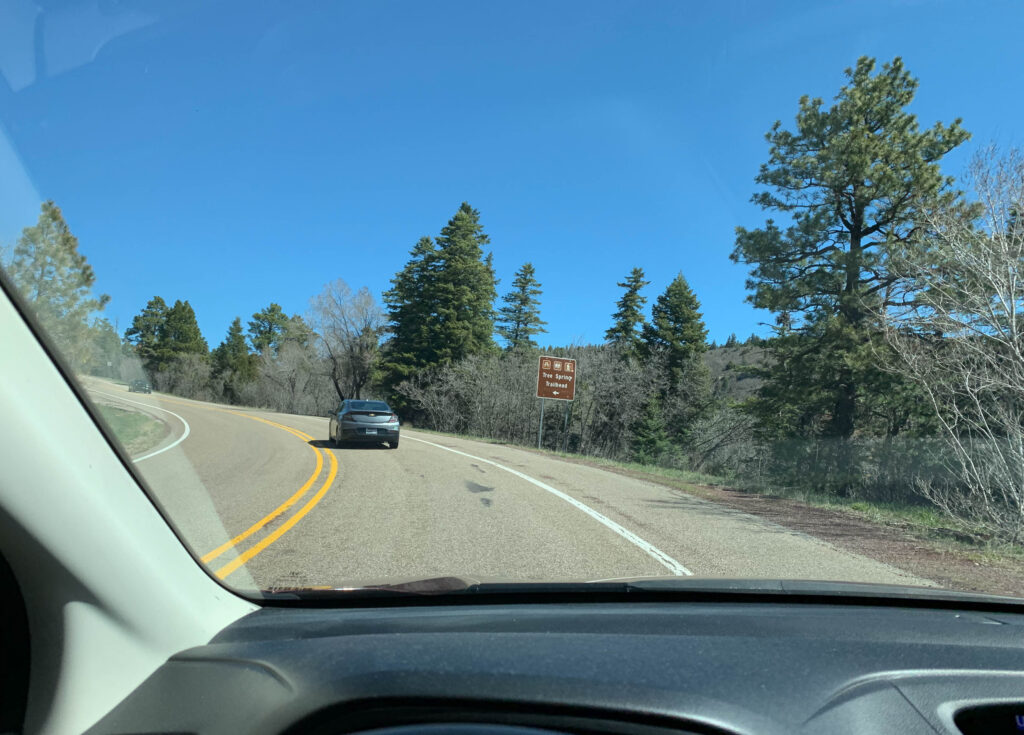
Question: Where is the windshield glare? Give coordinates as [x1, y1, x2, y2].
[3, 1, 1024, 601]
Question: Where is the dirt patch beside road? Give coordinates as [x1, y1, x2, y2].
[674, 485, 1024, 598]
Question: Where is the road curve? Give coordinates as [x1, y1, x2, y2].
[83, 379, 931, 591]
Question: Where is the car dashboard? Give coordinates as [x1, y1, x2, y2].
[86, 598, 1024, 735]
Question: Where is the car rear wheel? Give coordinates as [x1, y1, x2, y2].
[388, 439, 399, 449]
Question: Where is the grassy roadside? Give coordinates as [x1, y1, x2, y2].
[575, 455, 1024, 563]
[96, 404, 169, 456]
[572, 458, 1024, 565]
[407, 425, 1024, 565]
[810, 498, 1024, 562]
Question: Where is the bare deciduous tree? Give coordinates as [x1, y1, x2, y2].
[155, 353, 215, 401]
[308, 279, 386, 401]
[884, 147, 1024, 543]
[398, 345, 670, 460]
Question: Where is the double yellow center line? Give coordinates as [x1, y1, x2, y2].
[202, 414, 339, 579]
[139, 395, 338, 580]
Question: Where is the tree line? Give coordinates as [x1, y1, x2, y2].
[6, 55, 1024, 545]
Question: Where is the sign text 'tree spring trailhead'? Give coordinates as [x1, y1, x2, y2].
[535, 356, 577, 400]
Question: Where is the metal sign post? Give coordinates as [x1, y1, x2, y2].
[561, 400, 571, 453]
[536, 356, 577, 451]
[538, 398, 546, 449]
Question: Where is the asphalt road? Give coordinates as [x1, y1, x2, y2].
[84, 379, 931, 592]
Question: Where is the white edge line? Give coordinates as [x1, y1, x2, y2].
[88, 390, 191, 462]
[404, 433, 693, 576]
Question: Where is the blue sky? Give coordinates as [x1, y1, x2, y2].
[2, 0, 1022, 347]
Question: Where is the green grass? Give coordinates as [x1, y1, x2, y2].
[819, 498, 967, 536]
[844, 500, 949, 527]
[827, 499, 1023, 548]
[96, 404, 169, 456]
[564, 455, 729, 488]
[766, 493, 1024, 559]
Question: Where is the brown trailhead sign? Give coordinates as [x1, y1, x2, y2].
[536, 356, 577, 400]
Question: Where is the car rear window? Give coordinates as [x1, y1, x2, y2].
[349, 401, 390, 411]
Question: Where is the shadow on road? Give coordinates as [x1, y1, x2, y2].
[307, 439, 391, 450]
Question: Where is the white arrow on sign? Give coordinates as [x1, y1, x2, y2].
[552, 391, 560, 395]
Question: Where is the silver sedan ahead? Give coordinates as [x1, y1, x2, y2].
[329, 399, 400, 449]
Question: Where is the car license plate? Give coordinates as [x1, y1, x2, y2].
[364, 428, 377, 435]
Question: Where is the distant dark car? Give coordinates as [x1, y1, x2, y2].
[329, 399, 399, 448]
[128, 379, 152, 394]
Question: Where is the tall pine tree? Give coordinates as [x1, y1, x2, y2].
[154, 300, 207, 371]
[731, 56, 970, 439]
[497, 262, 547, 350]
[212, 317, 255, 401]
[382, 203, 498, 392]
[382, 237, 440, 386]
[7, 201, 110, 367]
[124, 296, 168, 373]
[431, 202, 498, 363]
[641, 273, 712, 440]
[642, 272, 708, 374]
[605, 267, 649, 355]
[248, 303, 291, 354]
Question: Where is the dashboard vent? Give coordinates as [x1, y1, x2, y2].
[954, 704, 1024, 734]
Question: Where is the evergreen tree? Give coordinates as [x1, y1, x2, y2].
[124, 296, 168, 373]
[248, 303, 291, 354]
[630, 396, 672, 465]
[84, 317, 123, 378]
[154, 300, 208, 371]
[724, 333, 738, 347]
[496, 262, 547, 350]
[431, 202, 498, 363]
[7, 201, 110, 367]
[382, 203, 498, 392]
[212, 317, 255, 401]
[283, 314, 313, 349]
[605, 267, 649, 354]
[641, 273, 712, 437]
[731, 56, 970, 438]
[382, 236, 440, 386]
[642, 272, 708, 374]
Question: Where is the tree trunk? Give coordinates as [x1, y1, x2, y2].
[831, 230, 863, 438]
[331, 374, 345, 402]
[831, 374, 856, 438]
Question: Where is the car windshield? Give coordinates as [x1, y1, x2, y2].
[3, 1, 1024, 600]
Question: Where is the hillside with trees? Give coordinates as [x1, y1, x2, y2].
[8, 56, 1024, 545]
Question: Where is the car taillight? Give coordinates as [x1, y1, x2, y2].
[340, 413, 352, 421]
[389, 413, 399, 422]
